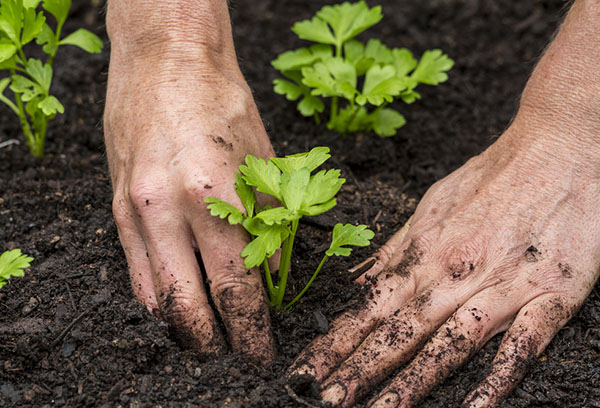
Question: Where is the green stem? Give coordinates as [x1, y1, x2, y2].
[314, 113, 320, 125]
[284, 254, 329, 312]
[272, 220, 299, 310]
[263, 258, 275, 302]
[9, 68, 36, 155]
[48, 21, 64, 66]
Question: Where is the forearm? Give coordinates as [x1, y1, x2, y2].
[106, 0, 238, 72]
[512, 0, 600, 151]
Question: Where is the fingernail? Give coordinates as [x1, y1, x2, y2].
[348, 257, 377, 278]
[321, 383, 347, 406]
[293, 364, 316, 377]
[369, 392, 400, 408]
[462, 393, 488, 408]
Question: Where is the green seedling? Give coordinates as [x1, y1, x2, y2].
[0, 0, 103, 157]
[205, 147, 374, 311]
[0, 249, 33, 288]
[272, 0, 453, 137]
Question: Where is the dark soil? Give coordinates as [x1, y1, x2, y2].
[1, 0, 599, 407]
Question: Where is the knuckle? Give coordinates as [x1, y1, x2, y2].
[182, 177, 214, 202]
[128, 176, 167, 212]
[211, 276, 263, 317]
[112, 195, 133, 226]
[437, 237, 488, 281]
[453, 306, 490, 341]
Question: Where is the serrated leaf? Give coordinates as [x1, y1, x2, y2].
[204, 197, 244, 225]
[239, 155, 282, 201]
[292, 15, 336, 45]
[0, 55, 16, 70]
[411, 49, 454, 85]
[0, 42, 16, 62]
[302, 57, 357, 100]
[272, 44, 332, 72]
[280, 168, 310, 212]
[327, 104, 370, 134]
[392, 48, 417, 77]
[356, 64, 407, 106]
[364, 38, 393, 64]
[326, 223, 374, 257]
[10, 74, 43, 101]
[60, 28, 103, 53]
[35, 23, 57, 55]
[343, 40, 373, 76]
[302, 169, 345, 209]
[241, 224, 289, 268]
[234, 173, 256, 217]
[371, 108, 406, 137]
[37, 94, 62, 115]
[273, 78, 303, 101]
[43, 0, 70, 26]
[21, 7, 44, 44]
[25, 58, 52, 91]
[316, 1, 382, 47]
[0, 249, 33, 289]
[255, 207, 299, 226]
[298, 93, 324, 116]
[301, 198, 337, 216]
[271, 146, 330, 173]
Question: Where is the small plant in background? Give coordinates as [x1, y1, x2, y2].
[0, 249, 33, 288]
[271, 1, 454, 137]
[0, 0, 103, 157]
[205, 147, 374, 311]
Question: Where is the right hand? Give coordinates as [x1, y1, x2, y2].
[104, 3, 276, 362]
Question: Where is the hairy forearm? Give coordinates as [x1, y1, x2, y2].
[106, 0, 237, 69]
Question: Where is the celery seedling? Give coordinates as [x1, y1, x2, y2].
[205, 147, 374, 311]
[0, 249, 33, 288]
[272, 1, 453, 137]
[0, 0, 103, 156]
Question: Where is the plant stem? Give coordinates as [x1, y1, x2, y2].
[263, 258, 275, 301]
[273, 220, 299, 310]
[284, 254, 329, 312]
[9, 68, 37, 156]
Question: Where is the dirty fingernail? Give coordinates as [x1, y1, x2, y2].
[321, 383, 347, 405]
[348, 257, 377, 276]
[369, 392, 400, 408]
[463, 394, 489, 408]
[289, 364, 316, 378]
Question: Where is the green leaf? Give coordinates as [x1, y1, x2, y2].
[204, 197, 244, 225]
[60, 28, 103, 53]
[363, 39, 393, 64]
[411, 49, 454, 85]
[23, 0, 43, 8]
[356, 64, 407, 106]
[273, 78, 303, 101]
[0, 0, 23, 44]
[302, 57, 357, 100]
[241, 224, 289, 268]
[43, 0, 71, 26]
[302, 169, 345, 209]
[0, 77, 10, 93]
[298, 93, 324, 116]
[10, 74, 43, 101]
[392, 48, 417, 77]
[239, 155, 282, 201]
[21, 7, 44, 44]
[234, 173, 256, 217]
[272, 44, 332, 72]
[255, 207, 299, 226]
[0, 42, 16, 62]
[280, 168, 310, 212]
[316, 1, 382, 47]
[326, 223, 374, 257]
[25, 58, 52, 91]
[327, 105, 370, 134]
[343, 40, 373, 76]
[301, 198, 337, 216]
[271, 146, 331, 173]
[0, 55, 16, 70]
[35, 23, 58, 55]
[292, 15, 336, 45]
[370, 108, 406, 137]
[273, 77, 325, 117]
[37, 94, 63, 115]
[0, 249, 33, 289]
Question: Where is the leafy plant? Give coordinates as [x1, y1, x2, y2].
[0, 249, 33, 288]
[0, 0, 103, 157]
[272, 1, 454, 137]
[205, 147, 374, 311]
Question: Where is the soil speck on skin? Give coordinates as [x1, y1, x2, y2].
[211, 135, 234, 151]
[558, 262, 572, 278]
[388, 241, 421, 278]
[525, 245, 541, 262]
[204, 184, 212, 189]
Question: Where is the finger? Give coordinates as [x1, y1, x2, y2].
[112, 196, 158, 312]
[193, 188, 276, 364]
[133, 196, 226, 357]
[288, 261, 417, 384]
[352, 215, 414, 284]
[368, 294, 515, 408]
[319, 284, 458, 407]
[463, 294, 578, 408]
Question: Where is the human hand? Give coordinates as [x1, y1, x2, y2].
[104, 1, 276, 362]
[288, 1, 600, 404]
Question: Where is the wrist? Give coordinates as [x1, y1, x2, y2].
[106, 0, 238, 71]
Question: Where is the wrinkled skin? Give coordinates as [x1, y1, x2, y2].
[289, 1, 600, 406]
[104, 1, 276, 363]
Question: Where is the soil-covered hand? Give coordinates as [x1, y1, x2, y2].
[289, 1, 600, 406]
[104, 1, 276, 362]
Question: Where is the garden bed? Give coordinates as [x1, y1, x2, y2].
[1, 0, 599, 406]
